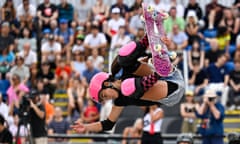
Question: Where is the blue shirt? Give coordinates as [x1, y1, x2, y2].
[206, 63, 228, 83]
[54, 28, 74, 44]
[196, 102, 225, 136]
[0, 52, 15, 63]
[82, 68, 100, 84]
[48, 119, 70, 134]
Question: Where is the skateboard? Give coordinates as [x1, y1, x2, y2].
[141, 3, 176, 77]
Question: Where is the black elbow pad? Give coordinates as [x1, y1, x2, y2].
[101, 119, 116, 131]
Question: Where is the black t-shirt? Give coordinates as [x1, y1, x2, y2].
[0, 35, 14, 53]
[37, 71, 54, 80]
[30, 104, 47, 138]
[0, 128, 13, 144]
[37, 3, 57, 18]
[229, 70, 240, 84]
[114, 93, 160, 107]
[189, 69, 208, 85]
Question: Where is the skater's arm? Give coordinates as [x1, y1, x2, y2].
[72, 105, 124, 133]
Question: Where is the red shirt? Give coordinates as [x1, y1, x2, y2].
[55, 66, 72, 77]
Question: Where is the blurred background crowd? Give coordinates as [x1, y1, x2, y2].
[0, 0, 239, 143]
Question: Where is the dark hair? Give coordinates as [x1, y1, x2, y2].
[0, 114, 5, 125]
[217, 26, 228, 37]
[111, 56, 121, 77]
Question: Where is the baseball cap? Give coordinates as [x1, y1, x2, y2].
[112, 7, 120, 14]
[76, 34, 85, 40]
[59, 18, 68, 24]
[76, 26, 84, 31]
[185, 90, 194, 96]
[1, 21, 10, 27]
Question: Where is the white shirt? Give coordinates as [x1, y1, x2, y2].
[143, 108, 163, 132]
[149, 1, 169, 12]
[88, 56, 104, 70]
[16, 4, 36, 19]
[72, 44, 85, 52]
[18, 50, 37, 66]
[108, 17, 125, 33]
[110, 34, 131, 50]
[0, 102, 9, 120]
[84, 33, 107, 47]
[41, 41, 62, 52]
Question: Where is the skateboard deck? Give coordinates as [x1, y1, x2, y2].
[142, 3, 175, 77]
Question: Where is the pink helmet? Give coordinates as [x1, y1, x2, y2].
[89, 72, 109, 103]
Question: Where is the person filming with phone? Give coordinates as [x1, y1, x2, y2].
[196, 90, 225, 144]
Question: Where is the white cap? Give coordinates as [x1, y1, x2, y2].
[112, 7, 120, 14]
[187, 11, 197, 18]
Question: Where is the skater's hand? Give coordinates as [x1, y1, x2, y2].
[160, 37, 171, 47]
[71, 120, 87, 133]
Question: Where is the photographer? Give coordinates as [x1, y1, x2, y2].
[196, 90, 225, 144]
[28, 90, 47, 144]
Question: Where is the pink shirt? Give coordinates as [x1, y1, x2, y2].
[7, 83, 29, 105]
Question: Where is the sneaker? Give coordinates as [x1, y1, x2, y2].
[228, 105, 236, 111]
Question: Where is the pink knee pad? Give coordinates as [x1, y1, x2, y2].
[121, 78, 136, 96]
[118, 41, 137, 56]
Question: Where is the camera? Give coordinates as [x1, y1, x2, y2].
[185, 107, 195, 113]
[208, 97, 216, 102]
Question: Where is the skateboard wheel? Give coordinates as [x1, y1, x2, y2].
[154, 44, 162, 52]
[162, 12, 169, 20]
[147, 5, 154, 12]
[169, 51, 177, 60]
[152, 11, 158, 19]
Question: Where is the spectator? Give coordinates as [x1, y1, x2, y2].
[74, 0, 91, 27]
[232, 0, 240, 14]
[196, 90, 225, 144]
[149, 0, 169, 13]
[164, 7, 185, 34]
[168, 24, 188, 51]
[90, 0, 109, 30]
[205, 0, 224, 29]
[72, 34, 85, 54]
[204, 39, 223, 67]
[37, 61, 56, 98]
[180, 90, 199, 133]
[105, 7, 125, 38]
[206, 26, 230, 56]
[82, 58, 100, 85]
[41, 34, 61, 63]
[128, 6, 144, 37]
[168, 0, 184, 18]
[227, 58, 240, 110]
[18, 42, 37, 67]
[122, 118, 143, 144]
[54, 18, 74, 61]
[83, 24, 107, 56]
[9, 55, 30, 84]
[0, 47, 15, 77]
[67, 78, 85, 120]
[57, 0, 74, 23]
[219, 7, 240, 45]
[48, 107, 71, 142]
[206, 54, 229, 106]
[28, 62, 38, 88]
[110, 0, 129, 21]
[184, 0, 203, 20]
[71, 51, 86, 78]
[37, 0, 58, 29]
[0, 22, 15, 52]
[109, 25, 131, 64]
[55, 59, 72, 84]
[7, 74, 29, 114]
[80, 98, 99, 124]
[17, 27, 37, 52]
[1, 0, 16, 23]
[142, 104, 164, 144]
[185, 12, 201, 45]
[0, 114, 13, 144]
[188, 40, 205, 72]
[16, 0, 36, 29]
[129, 0, 143, 16]
[87, 49, 104, 71]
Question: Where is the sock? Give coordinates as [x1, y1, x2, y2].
[138, 34, 149, 49]
[141, 73, 159, 92]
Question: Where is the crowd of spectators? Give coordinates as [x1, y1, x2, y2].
[0, 0, 239, 143]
